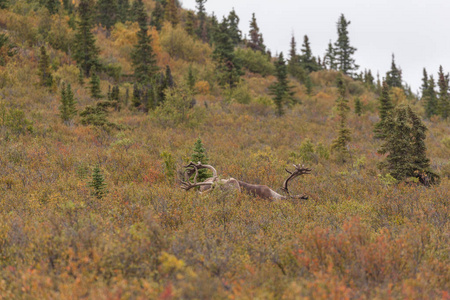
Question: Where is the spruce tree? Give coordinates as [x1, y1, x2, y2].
[38, 46, 53, 87]
[185, 11, 195, 36]
[378, 105, 438, 185]
[191, 138, 211, 182]
[90, 72, 102, 99]
[227, 8, 241, 46]
[212, 17, 242, 88]
[287, 35, 305, 81]
[305, 75, 313, 96]
[385, 54, 402, 88]
[424, 75, 438, 118]
[324, 40, 337, 70]
[59, 83, 77, 123]
[150, 1, 164, 30]
[73, 0, 100, 77]
[421, 68, 429, 100]
[248, 13, 265, 53]
[373, 81, 394, 138]
[41, 0, 60, 14]
[300, 35, 319, 73]
[364, 69, 374, 88]
[331, 73, 351, 159]
[186, 65, 196, 91]
[269, 52, 293, 116]
[131, 0, 158, 85]
[165, 0, 178, 26]
[437, 65, 450, 119]
[354, 97, 362, 116]
[89, 164, 107, 199]
[334, 14, 358, 76]
[117, 0, 130, 23]
[96, 0, 118, 31]
[195, 0, 207, 40]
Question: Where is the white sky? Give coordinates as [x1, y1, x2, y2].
[180, 0, 450, 94]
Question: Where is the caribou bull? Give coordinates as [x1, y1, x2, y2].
[180, 162, 311, 201]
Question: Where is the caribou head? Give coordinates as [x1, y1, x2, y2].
[180, 162, 311, 201]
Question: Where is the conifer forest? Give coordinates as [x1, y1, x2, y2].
[0, 0, 448, 298]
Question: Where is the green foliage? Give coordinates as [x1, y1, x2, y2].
[153, 86, 203, 127]
[95, 0, 118, 31]
[331, 73, 351, 159]
[234, 47, 274, 77]
[304, 75, 313, 95]
[354, 97, 362, 116]
[247, 13, 265, 53]
[73, 0, 100, 77]
[324, 40, 337, 70]
[225, 81, 252, 104]
[37, 45, 53, 88]
[437, 65, 450, 119]
[378, 105, 439, 185]
[269, 52, 294, 116]
[88, 164, 107, 199]
[316, 142, 330, 160]
[300, 35, 320, 73]
[164, 0, 179, 26]
[212, 18, 242, 88]
[89, 72, 102, 99]
[374, 81, 394, 138]
[79, 100, 119, 128]
[191, 138, 211, 181]
[298, 138, 315, 162]
[424, 75, 438, 118]
[0, 34, 16, 66]
[131, 0, 158, 85]
[160, 150, 176, 180]
[334, 14, 358, 76]
[59, 83, 77, 123]
[0, 103, 33, 135]
[186, 65, 196, 91]
[385, 54, 402, 88]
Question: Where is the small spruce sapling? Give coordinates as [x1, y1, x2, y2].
[89, 164, 107, 199]
[191, 138, 211, 181]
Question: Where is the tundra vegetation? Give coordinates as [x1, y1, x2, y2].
[0, 0, 448, 299]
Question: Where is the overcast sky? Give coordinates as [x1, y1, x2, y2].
[180, 0, 450, 94]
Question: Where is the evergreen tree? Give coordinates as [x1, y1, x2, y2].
[385, 54, 402, 88]
[334, 14, 358, 76]
[90, 72, 102, 99]
[212, 17, 242, 88]
[165, 65, 174, 88]
[191, 138, 211, 181]
[131, 0, 158, 85]
[59, 83, 77, 123]
[96, 0, 118, 31]
[129, 0, 140, 22]
[378, 105, 439, 185]
[185, 11, 195, 36]
[78, 68, 84, 85]
[227, 8, 241, 46]
[424, 75, 438, 118]
[364, 69, 374, 88]
[117, 0, 130, 23]
[300, 35, 319, 73]
[186, 65, 196, 91]
[437, 65, 450, 119]
[165, 0, 178, 26]
[41, 0, 60, 14]
[287, 35, 305, 81]
[89, 164, 107, 199]
[73, 0, 100, 77]
[150, 1, 164, 31]
[354, 97, 362, 116]
[269, 52, 293, 116]
[248, 13, 265, 53]
[305, 75, 313, 96]
[324, 40, 336, 70]
[331, 73, 351, 159]
[374, 81, 394, 138]
[195, 0, 207, 40]
[421, 68, 429, 100]
[38, 46, 53, 87]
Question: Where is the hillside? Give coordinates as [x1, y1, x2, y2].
[0, 0, 449, 298]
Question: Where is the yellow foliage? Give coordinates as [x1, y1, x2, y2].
[159, 22, 212, 64]
[389, 87, 407, 105]
[195, 80, 210, 95]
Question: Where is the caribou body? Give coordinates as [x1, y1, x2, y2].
[180, 162, 311, 201]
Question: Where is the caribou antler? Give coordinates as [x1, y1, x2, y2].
[281, 164, 312, 199]
[180, 162, 218, 191]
